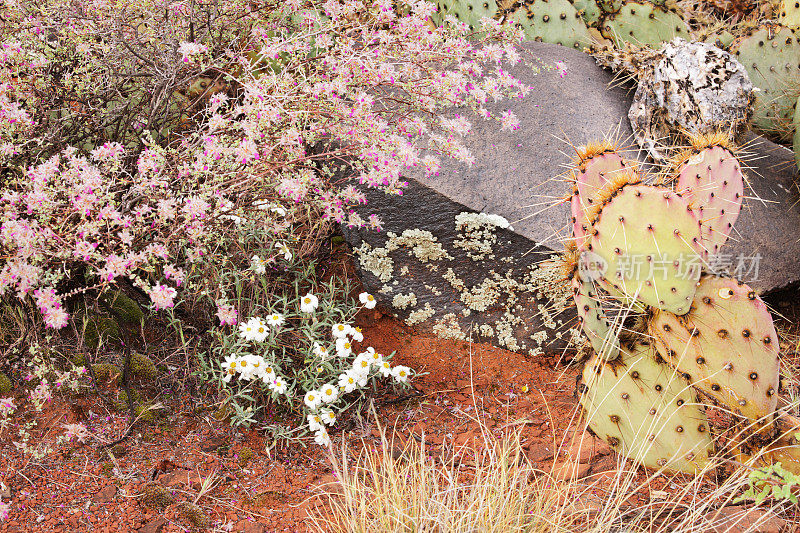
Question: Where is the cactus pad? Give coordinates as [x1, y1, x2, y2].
[573, 272, 621, 360]
[780, 0, 800, 29]
[508, 0, 594, 49]
[600, 3, 690, 48]
[730, 24, 800, 141]
[432, 0, 500, 27]
[568, 0, 602, 25]
[580, 342, 714, 473]
[649, 276, 779, 425]
[570, 150, 636, 248]
[587, 184, 703, 315]
[675, 145, 744, 259]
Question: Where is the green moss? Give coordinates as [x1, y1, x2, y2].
[238, 446, 254, 467]
[178, 502, 210, 530]
[101, 462, 114, 477]
[92, 363, 121, 385]
[130, 353, 158, 381]
[141, 483, 174, 509]
[83, 315, 122, 350]
[71, 353, 87, 366]
[135, 403, 156, 423]
[0, 372, 11, 394]
[101, 290, 144, 324]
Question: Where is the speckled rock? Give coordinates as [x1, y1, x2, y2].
[341, 41, 800, 355]
[629, 38, 755, 160]
[341, 178, 579, 356]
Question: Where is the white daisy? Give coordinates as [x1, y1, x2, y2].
[313, 342, 330, 360]
[335, 337, 353, 358]
[266, 313, 285, 327]
[247, 354, 267, 379]
[338, 371, 359, 393]
[392, 365, 411, 383]
[319, 383, 339, 404]
[378, 361, 393, 377]
[353, 353, 372, 375]
[220, 355, 238, 383]
[304, 390, 322, 410]
[270, 377, 288, 395]
[320, 408, 336, 426]
[300, 293, 319, 313]
[350, 328, 364, 343]
[359, 292, 377, 309]
[366, 348, 383, 365]
[238, 320, 256, 341]
[251, 255, 269, 274]
[276, 242, 293, 261]
[236, 354, 257, 380]
[261, 363, 277, 384]
[250, 317, 269, 343]
[332, 323, 353, 339]
[308, 413, 324, 432]
[314, 427, 331, 447]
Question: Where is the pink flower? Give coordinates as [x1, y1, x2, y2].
[149, 284, 178, 310]
[216, 303, 238, 326]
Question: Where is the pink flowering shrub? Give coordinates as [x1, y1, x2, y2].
[0, 0, 531, 333]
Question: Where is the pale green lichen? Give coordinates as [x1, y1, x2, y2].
[424, 283, 442, 297]
[406, 303, 435, 326]
[386, 229, 452, 263]
[379, 284, 393, 294]
[495, 311, 525, 351]
[443, 268, 466, 292]
[400, 266, 409, 276]
[432, 313, 466, 340]
[478, 324, 495, 337]
[392, 292, 418, 310]
[460, 278, 501, 312]
[453, 212, 512, 261]
[461, 308, 471, 317]
[355, 242, 394, 282]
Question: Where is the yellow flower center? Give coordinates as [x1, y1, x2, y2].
[258, 327, 265, 333]
[241, 361, 248, 367]
[304, 298, 311, 303]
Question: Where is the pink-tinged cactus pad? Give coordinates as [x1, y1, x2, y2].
[676, 145, 744, 259]
[580, 342, 714, 474]
[649, 275, 779, 425]
[588, 184, 703, 315]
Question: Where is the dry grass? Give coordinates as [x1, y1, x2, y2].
[308, 407, 796, 533]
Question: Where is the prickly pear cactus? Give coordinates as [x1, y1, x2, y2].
[628, 39, 754, 161]
[599, 2, 690, 48]
[570, 148, 637, 248]
[573, 272, 622, 360]
[780, 0, 800, 28]
[580, 342, 714, 473]
[649, 276, 779, 425]
[587, 183, 703, 315]
[568, 0, 602, 26]
[431, 0, 500, 27]
[730, 23, 800, 141]
[674, 143, 744, 258]
[506, 0, 594, 49]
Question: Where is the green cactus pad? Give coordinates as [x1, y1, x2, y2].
[588, 184, 703, 315]
[433, 0, 500, 27]
[508, 0, 594, 49]
[730, 24, 800, 141]
[101, 290, 144, 324]
[675, 145, 744, 259]
[570, 150, 635, 248]
[649, 276, 779, 425]
[572, 272, 621, 360]
[780, 0, 800, 29]
[569, 0, 602, 25]
[580, 342, 714, 473]
[600, 2, 690, 48]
